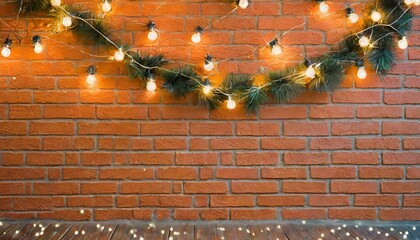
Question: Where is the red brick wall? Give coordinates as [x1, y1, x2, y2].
[0, 0, 419, 221]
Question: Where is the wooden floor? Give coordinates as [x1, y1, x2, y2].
[0, 221, 418, 240]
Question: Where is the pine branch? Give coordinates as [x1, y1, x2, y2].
[126, 51, 166, 80]
[162, 65, 201, 99]
[268, 68, 306, 103]
[307, 56, 345, 92]
[244, 86, 269, 113]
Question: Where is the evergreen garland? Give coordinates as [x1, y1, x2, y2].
[20, 0, 414, 113]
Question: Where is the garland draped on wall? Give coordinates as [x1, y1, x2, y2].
[1, 0, 415, 113]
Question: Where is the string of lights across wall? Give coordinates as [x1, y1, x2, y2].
[0, 0, 415, 112]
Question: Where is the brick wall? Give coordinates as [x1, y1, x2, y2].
[0, 0, 419, 221]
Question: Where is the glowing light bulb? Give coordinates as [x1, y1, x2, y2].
[371, 10, 382, 22]
[348, 13, 359, 23]
[102, 1, 112, 13]
[203, 85, 212, 95]
[226, 96, 236, 110]
[86, 74, 97, 85]
[114, 48, 124, 61]
[51, 0, 61, 6]
[148, 29, 158, 41]
[33, 43, 43, 54]
[1, 47, 11, 58]
[62, 16, 72, 27]
[319, 1, 329, 13]
[305, 65, 316, 79]
[271, 44, 282, 55]
[146, 79, 157, 92]
[191, 33, 201, 43]
[398, 36, 408, 49]
[404, 0, 414, 5]
[359, 36, 370, 48]
[204, 61, 214, 71]
[357, 66, 367, 79]
[415, 0, 420, 5]
[237, 0, 249, 9]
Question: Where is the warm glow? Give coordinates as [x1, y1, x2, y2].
[404, 0, 414, 5]
[62, 16, 72, 27]
[415, 0, 420, 5]
[348, 13, 359, 23]
[146, 80, 157, 92]
[319, 2, 329, 13]
[86, 74, 97, 85]
[114, 49, 124, 61]
[51, 0, 61, 6]
[148, 29, 158, 41]
[204, 61, 214, 72]
[1, 47, 11, 58]
[271, 44, 282, 56]
[305, 65, 316, 79]
[191, 33, 201, 43]
[398, 36, 408, 49]
[358, 36, 370, 47]
[238, 0, 249, 9]
[226, 97, 236, 110]
[371, 10, 382, 22]
[102, 1, 112, 13]
[33, 43, 44, 54]
[203, 85, 212, 95]
[357, 66, 367, 79]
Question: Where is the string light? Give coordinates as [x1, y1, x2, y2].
[398, 36, 408, 49]
[203, 54, 214, 72]
[415, 0, 420, 5]
[371, 10, 382, 22]
[358, 36, 370, 48]
[356, 61, 367, 79]
[1, 38, 12, 58]
[404, 0, 414, 5]
[62, 16, 72, 27]
[304, 58, 316, 79]
[86, 65, 97, 85]
[317, 0, 329, 13]
[236, 0, 249, 9]
[51, 0, 61, 7]
[346, 8, 359, 24]
[226, 96, 236, 110]
[147, 21, 158, 41]
[202, 78, 213, 95]
[146, 74, 157, 92]
[102, 0, 112, 13]
[269, 38, 282, 56]
[114, 48, 125, 61]
[191, 26, 203, 44]
[32, 35, 43, 54]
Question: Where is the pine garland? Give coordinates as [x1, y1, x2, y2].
[21, 0, 414, 113]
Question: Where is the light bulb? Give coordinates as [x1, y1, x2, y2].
[359, 36, 370, 47]
[404, 0, 414, 5]
[348, 13, 359, 23]
[146, 79, 157, 92]
[203, 85, 212, 95]
[114, 49, 124, 61]
[62, 16, 72, 27]
[357, 66, 367, 79]
[191, 33, 201, 43]
[1, 47, 11, 58]
[305, 65, 316, 79]
[86, 74, 97, 85]
[415, 0, 419, 5]
[319, 2, 329, 13]
[226, 97, 236, 110]
[148, 29, 158, 41]
[204, 61, 214, 72]
[51, 0, 61, 6]
[398, 36, 408, 49]
[102, 1, 112, 13]
[238, 0, 249, 9]
[371, 10, 382, 22]
[271, 44, 282, 55]
[33, 43, 43, 54]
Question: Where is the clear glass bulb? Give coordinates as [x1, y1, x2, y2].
[271, 44, 282, 55]
[51, 0, 61, 6]
[238, 0, 249, 9]
[226, 97, 236, 110]
[33, 43, 43, 54]
[371, 11, 382, 22]
[191, 33, 201, 43]
[148, 29, 158, 41]
[359, 36, 370, 47]
[114, 49, 124, 61]
[348, 13, 359, 23]
[204, 61, 214, 72]
[1, 47, 11, 58]
[404, 0, 414, 5]
[305, 66, 316, 79]
[86, 74, 97, 85]
[62, 16, 72, 27]
[203, 85, 212, 95]
[102, 1, 112, 13]
[146, 80, 157, 92]
[398, 37, 408, 49]
[319, 2, 329, 13]
[357, 67, 367, 79]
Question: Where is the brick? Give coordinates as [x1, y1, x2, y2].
[26, 153, 64, 166]
[79, 122, 140, 135]
[332, 91, 381, 103]
[261, 138, 306, 150]
[284, 152, 329, 165]
[355, 195, 400, 207]
[140, 196, 192, 207]
[211, 196, 254, 207]
[332, 122, 380, 135]
[379, 209, 420, 221]
[282, 209, 326, 220]
[154, 138, 187, 150]
[33, 182, 79, 195]
[356, 137, 400, 150]
[404, 196, 420, 207]
[331, 181, 377, 193]
[176, 153, 218, 165]
[310, 106, 354, 119]
[44, 106, 95, 119]
[231, 209, 276, 220]
[311, 167, 356, 179]
[259, 106, 307, 119]
[13, 197, 64, 211]
[282, 181, 326, 193]
[157, 167, 197, 180]
[0, 121, 27, 135]
[232, 181, 278, 193]
[67, 196, 113, 207]
[0, 183, 27, 195]
[381, 182, 419, 193]
[201, 209, 228, 220]
[97, 106, 147, 119]
[383, 152, 420, 165]
[236, 122, 280, 136]
[357, 106, 403, 118]
[235, 152, 279, 166]
[404, 138, 420, 150]
[407, 167, 420, 179]
[0, 168, 45, 180]
[9, 105, 42, 119]
[121, 182, 172, 194]
[63, 168, 97, 180]
[141, 122, 188, 135]
[184, 182, 227, 194]
[258, 195, 305, 207]
[383, 122, 420, 135]
[309, 195, 349, 207]
[284, 122, 328, 136]
[99, 168, 154, 180]
[329, 208, 376, 220]
[216, 168, 258, 179]
[359, 167, 404, 179]
[129, 153, 174, 165]
[30, 122, 74, 135]
[39, 210, 91, 221]
[174, 209, 199, 220]
[210, 138, 259, 150]
[261, 168, 307, 179]
[310, 138, 353, 150]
